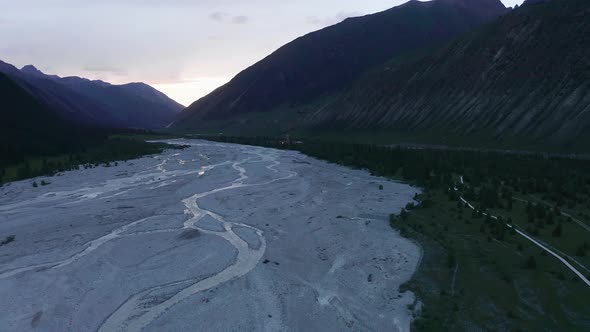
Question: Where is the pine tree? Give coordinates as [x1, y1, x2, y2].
[399, 209, 408, 221]
[546, 213, 554, 225]
[526, 201, 533, 214]
[525, 256, 537, 270]
[552, 223, 562, 237]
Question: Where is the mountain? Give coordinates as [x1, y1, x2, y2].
[0, 73, 102, 165]
[300, 0, 590, 150]
[0, 61, 183, 129]
[56, 76, 184, 129]
[0, 61, 117, 127]
[0, 72, 67, 150]
[173, 0, 507, 130]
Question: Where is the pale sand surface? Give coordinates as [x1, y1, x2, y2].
[0, 140, 420, 331]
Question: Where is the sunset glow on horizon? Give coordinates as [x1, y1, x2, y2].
[153, 76, 233, 107]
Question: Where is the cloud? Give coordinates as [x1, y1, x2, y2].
[231, 15, 249, 24]
[209, 12, 248, 24]
[83, 64, 128, 76]
[209, 11, 228, 22]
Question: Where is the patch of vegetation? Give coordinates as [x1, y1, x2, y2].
[393, 189, 590, 331]
[1, 134, 185, 184]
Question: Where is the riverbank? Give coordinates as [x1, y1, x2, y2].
[198, 135, 590, 331]
[0, 139, 420, 331]
[0, 134, 184, 185]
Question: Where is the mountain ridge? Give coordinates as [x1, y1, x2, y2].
[0, 72, 101, 166]
[0, 60, 183, 129]
[172, 0, 590, 151]
[302, 0, 590, 149]
[173, 0, 507, 129]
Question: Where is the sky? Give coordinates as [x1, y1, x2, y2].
[0, 0, 524, 106]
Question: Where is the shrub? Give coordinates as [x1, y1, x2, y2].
[525, 256, 537, 270]
[389, 214, 397, 228]
[400, 209, 409, 221]
[552, 223, 562, 237]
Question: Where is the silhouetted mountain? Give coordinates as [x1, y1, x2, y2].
[57, 76, 184, 129]
[522, 0, 547, 5]
[0, 61, 116, 126]
[0, 73, 103, 165]
[174, 0, 507, 130]
[0, 61, 183, 129]
[21, 65, 58, 79]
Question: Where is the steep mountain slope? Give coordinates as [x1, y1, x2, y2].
[305, 0, 590, 149]
[0, 73, 102, 165]
[173, 0, 507, 130]
[0, 61, 183, 129]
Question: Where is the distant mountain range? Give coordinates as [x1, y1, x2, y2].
[173, 0, 507, 130]
[0, 60, 183, 129]
[173, 0, 590, 151]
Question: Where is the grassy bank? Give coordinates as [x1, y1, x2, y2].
[199, 135, 590, 331]
[0, 133, 184, 185]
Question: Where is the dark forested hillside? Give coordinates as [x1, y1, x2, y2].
[0, 73, 174, 184]
[173, 0, 507, 130]
[0, 73, 104, 166]
[0, 61, 118, 127]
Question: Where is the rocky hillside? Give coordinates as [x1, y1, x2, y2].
[173, 0, 507, 130]
[306, 0, 590, 149]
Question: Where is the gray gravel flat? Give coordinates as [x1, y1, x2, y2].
[0, 140, 420, 332]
